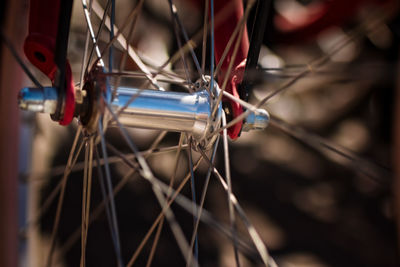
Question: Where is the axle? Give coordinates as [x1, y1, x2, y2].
[18, 84, 269, 143]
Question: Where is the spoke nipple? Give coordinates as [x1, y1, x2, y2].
[242, 109, 270, 132]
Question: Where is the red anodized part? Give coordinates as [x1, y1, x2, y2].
[26, 0, 248, 132]
[24, 0, 75, 125]
[213, 0, 249, 139]
[189, 0, 249, 139]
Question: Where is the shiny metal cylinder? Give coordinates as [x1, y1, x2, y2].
[18, 87, 58, 113]
[111, 87, 218, 141]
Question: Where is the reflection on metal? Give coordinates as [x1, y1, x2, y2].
[110, 87, 221, 142]
[18, 87, 58, 114]
[242, 109, 270, 131]
[18, 83, 270, 144]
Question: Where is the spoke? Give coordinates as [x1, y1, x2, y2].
[98, 119, 125, 267]
[79, 0, 94, 88]
[222, 112, 241, 267]
[91, 0, 163, 90]
[209, 25, 370, 138]
[123, 153, 261, 262]
[0, 30, 43, 88]
[209, 0, 215, 95]
[196, 148, 277, 267]
[269, 116, 390, 182]
[211, 0, 254, 118]
[25, 138, 85, 232]
[45, 126, 83, 267]
[81, 0, 106, 68]
[201, 0, 209, 75]
[102, 71, 187, 86]
[109, 0, 115, 73]
[187, 136, 220, 267]
[168, 0, 202, 76]
[187, 138, 199, 262]
[106, 137, 262, 265]
[104, 102, 197, 265]
[112, 0, 144, 100]
[58, 131, 169, 261]
[94, 146, 123, 265]
[32, 144, 189, 183]
[80, 136, 94, 267]
[146, 133, 184, 267]
[100, 0, 143, 60]
[168, 0, 194, 85]
[213, 0, 254, 80]
[108, 131, 271, 265]
[208, 7, 392, 139]
[156, 0, 239, 79]
[209, 80, 389, 183]
[127, 155, 203, 267]
[84, 0, 112, 75]
[145, 216, 163, 267]
[221, 90, 260, 113]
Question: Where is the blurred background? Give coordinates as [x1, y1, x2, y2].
[1, 0, 400, 266]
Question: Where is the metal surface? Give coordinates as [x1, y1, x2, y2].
[18, 84, 270, 141]
[111, 87, 221, 141]
[18, 87, 58, 113]
[242, 108, 269, 131]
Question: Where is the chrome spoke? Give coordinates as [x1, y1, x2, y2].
[108, 0, 115, 74]
[209, 7, 392, 138]
[104, 101, 197, 266]
[221, 112, 241, 267]
[79, 0, 94, 88]
[127, 152, 202, 267]
[168, 0, 202, 77]
[269, 116, 390, 182]
[45, 126, 83, 267]
[43, 143, 189, 178]
[213, 0, 254, 79]
[120, 152, 261, 261]
[100, 0, 144, 61]
[211, 0, 255, 118]
[91, 0, 163, 90]
[201, 0, 209, 75]
[187, 138, 199, 262]
[146, 133, 184, 267]
[81, 0, 107, 68]
[98, 119, 125, 267]
[209, 0, 215, 96]
[187, 136, 220, 267]
[94, 146, 124, 264]
[115, 144, 263, 265]
[26, 138, 85, 232]
[17, 0, 397, 266]
[196, 148, 277, 267]
[80, 135, 94, 267]
[112, 0, 144, 100]
[168, 0, 194, 84]
[158, 0, 238, 73]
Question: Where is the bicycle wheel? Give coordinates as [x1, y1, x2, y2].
[5, 0, 399, 266]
